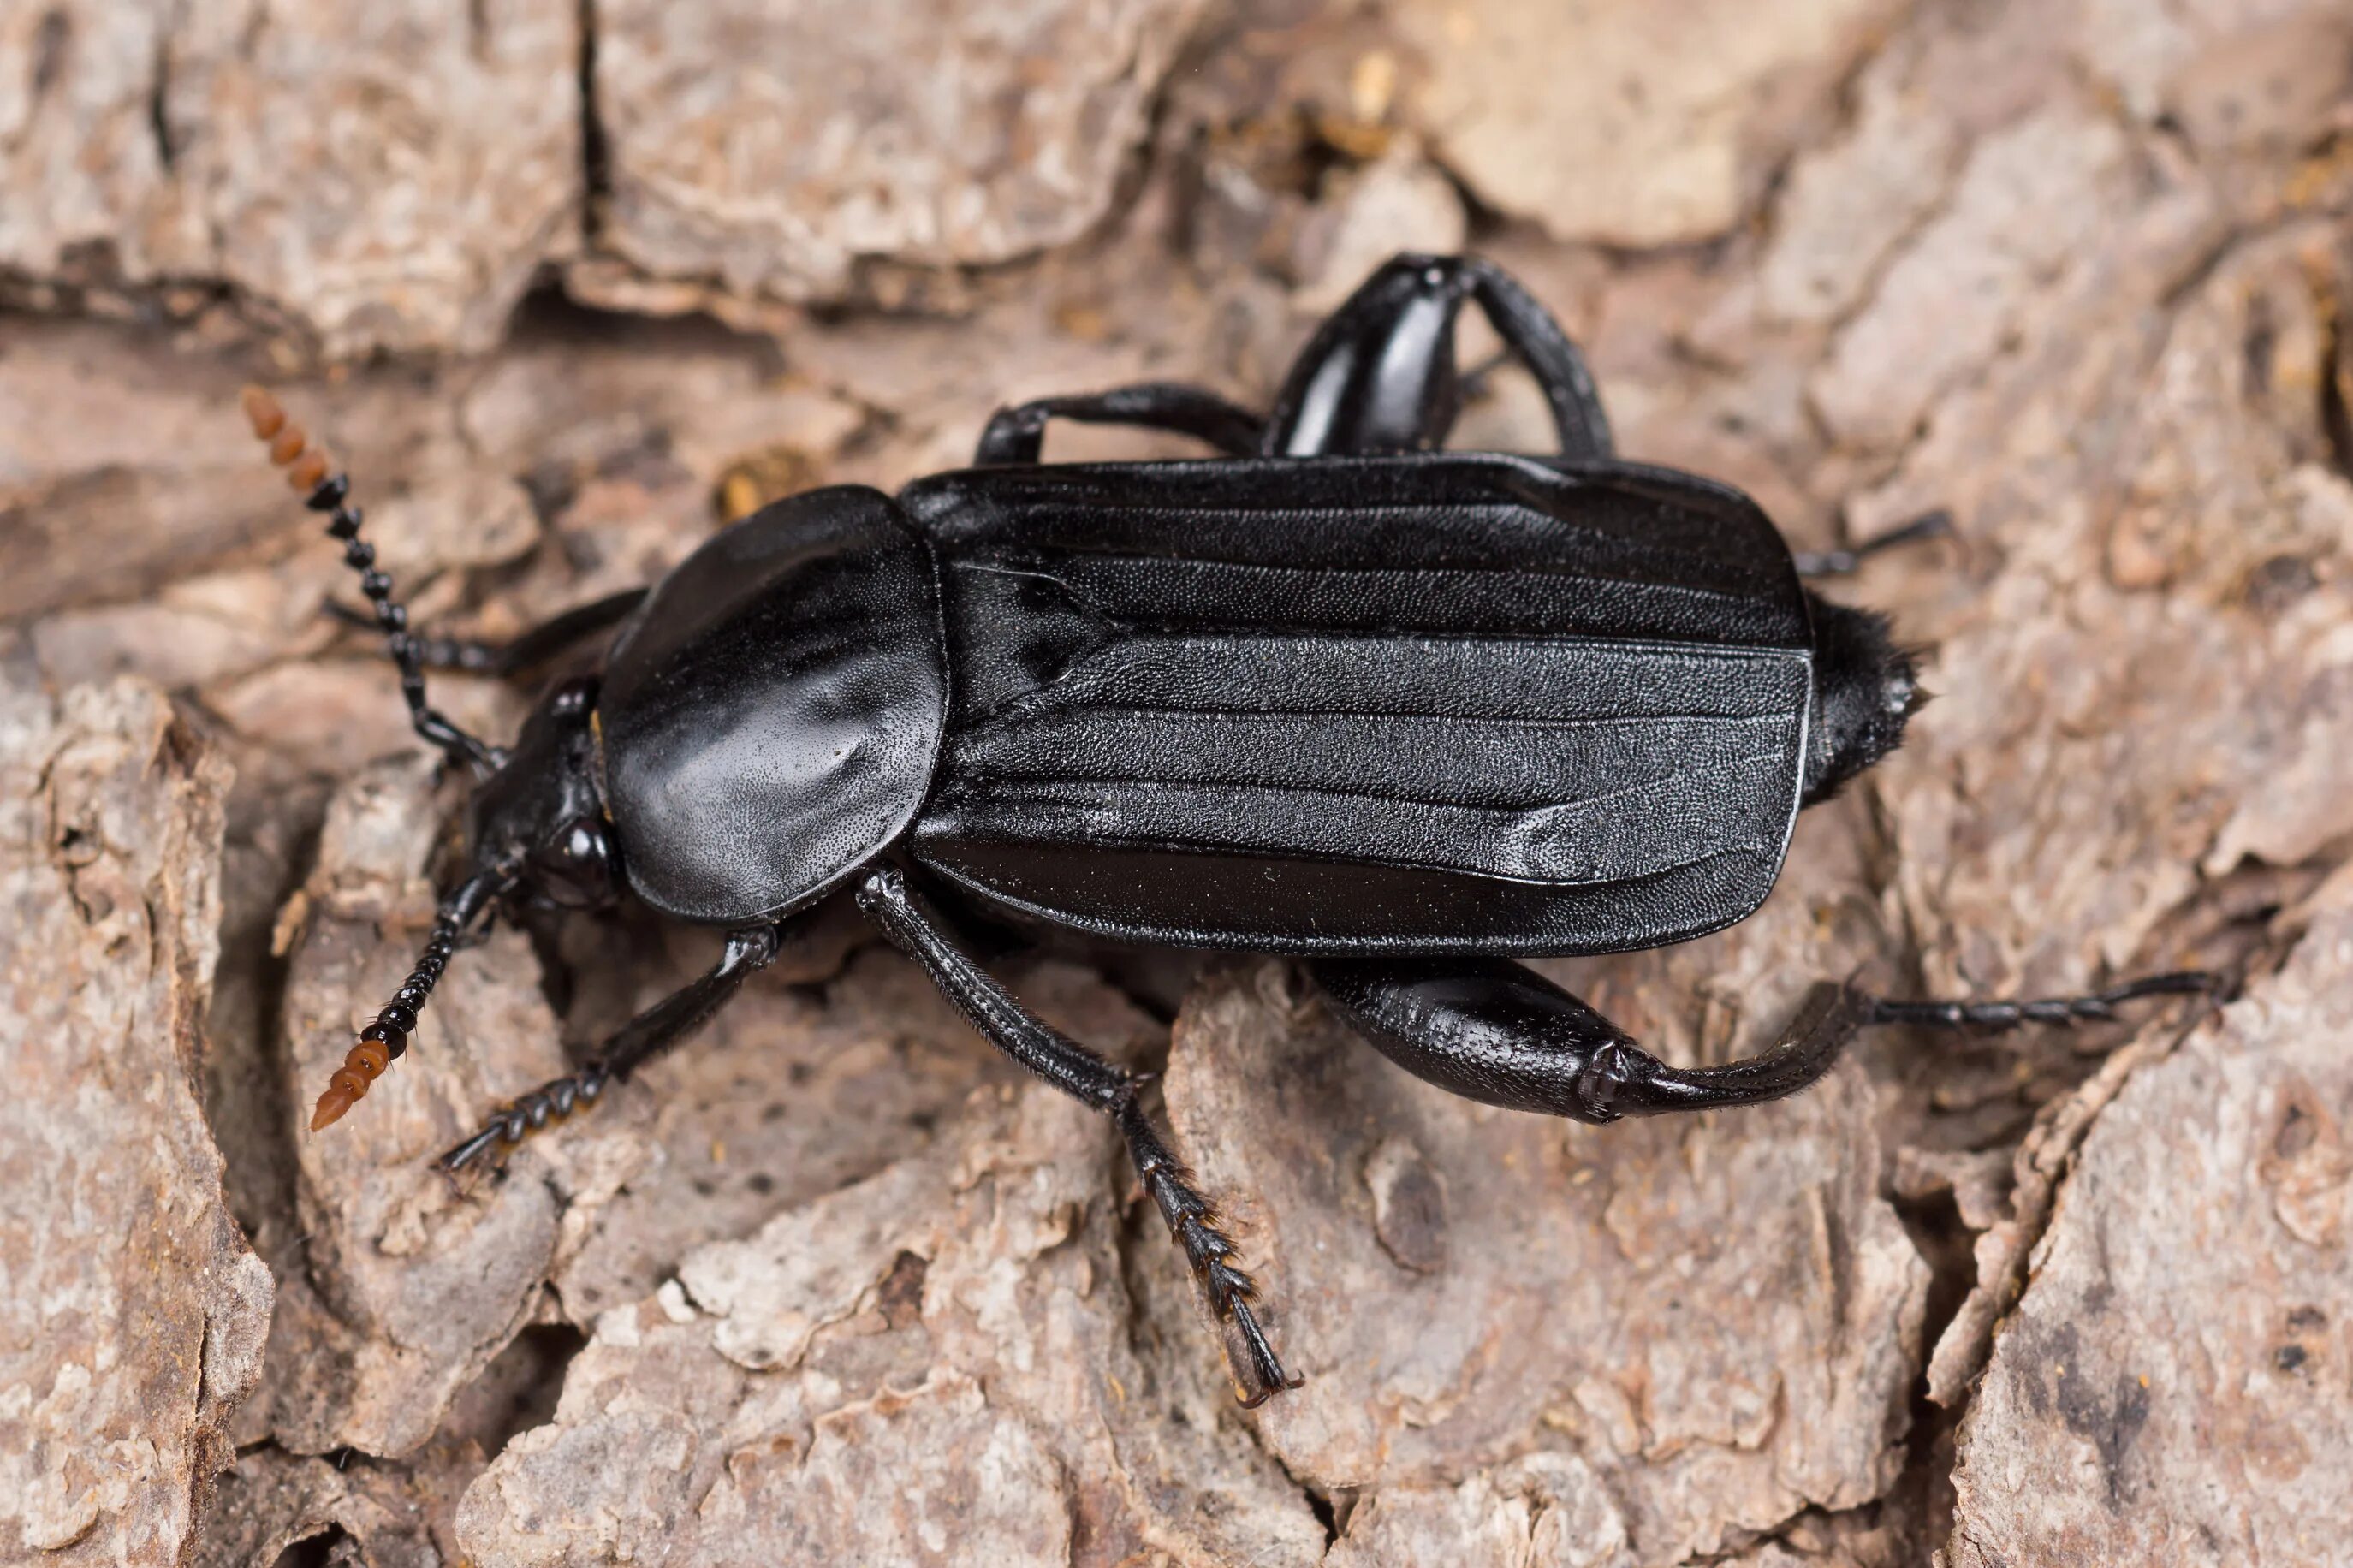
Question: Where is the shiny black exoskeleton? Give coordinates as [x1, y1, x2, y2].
[264, 255, 2215, 1405]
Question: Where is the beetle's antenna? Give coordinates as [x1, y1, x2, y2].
[309, 864, 512, 1132]
[240, 386, 503, 771]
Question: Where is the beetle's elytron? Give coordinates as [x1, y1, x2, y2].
[248, 254, 2213, 1404]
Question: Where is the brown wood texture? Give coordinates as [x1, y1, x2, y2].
[3, 2, 2350, 1563]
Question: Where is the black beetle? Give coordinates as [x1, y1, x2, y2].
[248, 254, 2213, 1405]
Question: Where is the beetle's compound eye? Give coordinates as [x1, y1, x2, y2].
[530, 815, 620, 908]
[545, 676, 597, 720]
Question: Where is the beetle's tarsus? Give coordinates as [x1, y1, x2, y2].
[1867, 969, 2224, 1030]
[434, 924, 777, 1173]
[1116, 1095, 1299, 1404]
[437, 1068, 609, 1172]
[1793, 508, 1956, 578]
[436, 1122, 509, 1174]
[1225, 1298, 1303, 1407]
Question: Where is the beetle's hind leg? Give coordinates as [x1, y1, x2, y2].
[857, 865, 1299, 1405]
[1460, 258, 1614, 460]
[1310, 957, 2224, 1120]
[437, 923, 778, 1172]
[328, 588, 648, 676]
[1263, 254, 1614, 460]
[1311, 956, 1874, 1120]
[973, 383, 1266, 466]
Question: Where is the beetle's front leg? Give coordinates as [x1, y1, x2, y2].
[328, 588, 649, 675]
[857, 865, 1300, 1405]
[437, 922, 780, 1171]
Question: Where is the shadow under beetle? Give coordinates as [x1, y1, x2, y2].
[250, 253, 2216, 1405]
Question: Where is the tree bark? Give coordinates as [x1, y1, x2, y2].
[3, 2, 2350, 1563]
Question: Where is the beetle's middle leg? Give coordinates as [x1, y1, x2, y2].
[1310, 956, 2221, 1120]
[437, 922, 780, 1172]
[857, 864, 1299, 1406]
[973, 383, 1266, 466]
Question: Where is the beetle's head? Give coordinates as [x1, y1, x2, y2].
[1803, 595, 1921, 805]
[302, 676, 627, 1135]
[467, 675, 623, 912]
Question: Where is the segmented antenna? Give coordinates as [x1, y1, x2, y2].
[307, 867, 508, 1131]
[241, 388, 515, 1133]
[239, 386, 501, 770]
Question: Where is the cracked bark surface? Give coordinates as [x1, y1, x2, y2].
[0, 0, 579, 359]
[573, 0, 1210, 320]
[1950, 869, 2353, 1564]
[3, 0, 2351, 1564]
[0, 674, 272, 1565]
[1168, 964, 1927, 1562]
